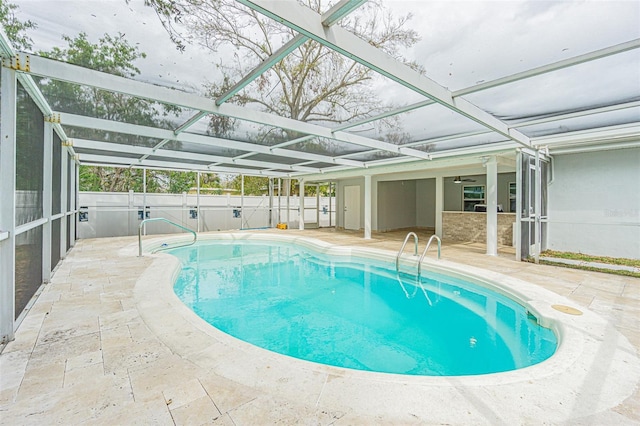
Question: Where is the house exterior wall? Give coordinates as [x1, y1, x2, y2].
[377, 180, 416, 231]
[336, 178, 364, 229]
[416, 178, 436, 229]
[547, 147, 640, 259]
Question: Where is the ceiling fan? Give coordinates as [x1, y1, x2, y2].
[453, 176, 476, 183]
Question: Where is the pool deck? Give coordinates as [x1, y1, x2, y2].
[1, 229, 639, 425]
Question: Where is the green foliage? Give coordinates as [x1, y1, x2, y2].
[34, 29, 216, 193]
[229, 175, 270, 196]
[0, 2, 36, 51]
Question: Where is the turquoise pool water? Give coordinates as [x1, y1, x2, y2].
[171, 241, 557, 376]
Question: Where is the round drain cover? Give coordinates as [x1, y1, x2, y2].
[552, 304, 583, 315]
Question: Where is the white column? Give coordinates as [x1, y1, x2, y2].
[69, 159, 77, 247]
[435, 175, 444, 238]
[60, 151, 68, 257]
[142, 168, 147, 235]
[0, 66, 17, 345]
[515, 151, 522, 261]
[196, 171, 201, 232]
[364, 175, 372, 239]
[534, 150, 541, 263]
[268, 177, 273, 228]
[240, 174, 244, 230]
[285, 178, 290, 225]
[298, 179, 304, 230]
[486, 156, 498, 256]
[42, 121, 53, 281]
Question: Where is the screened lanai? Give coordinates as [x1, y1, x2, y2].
[1, 0, 639, 344]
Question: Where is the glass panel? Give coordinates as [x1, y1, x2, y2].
[463, 185, 485, 212]
[508, 182, 517, 213]
[75, 147, 142, 159]
[403, 1, 639, 91]
[16, 82, 44, 227]
[34, 76, 187, 130]
[15, 226, 43, 319]
[249, 153, 307, 166]
[51, 218, 61, 272]
[343, 102, 487, 145]
[52, 133, 62, 215]
[465, 50, 640, 123]
[163, 141, 245, 158]
[63, 126, 165, 148]
[347, 150, 401, 162]
[288, 137, 370, 157]
[146, 156, 212, 166]
[410, 132, 507, 153]
[184, 118, 293, 146]
[514, 106, 640, 138]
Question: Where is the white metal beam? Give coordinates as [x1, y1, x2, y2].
[236, 0, 532, 148]
[454, 39, 640, 97]
[78, 153, 289, 177]
[533, 123, 640, 147]
[73, 139, 321, 173]
[23, 54, 433, 161]
[0, 66, 17, 345]
[58, 112, 367, 169]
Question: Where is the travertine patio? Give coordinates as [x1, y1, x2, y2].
[1, 229, 639, 425]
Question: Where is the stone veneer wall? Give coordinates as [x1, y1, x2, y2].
[442, 212, 516, 245]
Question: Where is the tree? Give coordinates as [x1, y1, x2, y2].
[0, 1, 36, 51]
[38, 31, 216, 193]
[143, 0, 422, 150]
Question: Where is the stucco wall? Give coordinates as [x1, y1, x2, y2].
[547, 147, 640, 259]
[336, 178, 364, 229]
[416, 179, 436, 229]
[377, 180, 416, 231]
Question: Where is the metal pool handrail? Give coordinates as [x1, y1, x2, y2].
[396, 231, 419, 272]
[417, 235, 441, 276]
[138, 217, 197, 257]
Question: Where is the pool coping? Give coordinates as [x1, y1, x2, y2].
[130, 232, 640, 423]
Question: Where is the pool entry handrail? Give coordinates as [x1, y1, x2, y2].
[138, 218, 197, 256]
[417, 235, 442, 276]
[395, 232, 419, 271]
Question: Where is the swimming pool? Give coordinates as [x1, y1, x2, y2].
[169, 238, 557, 376]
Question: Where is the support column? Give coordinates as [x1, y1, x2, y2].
[60, 151, 68, 257]
[486, 156, 498, 256]
[70, 159, 77, 246]
[435, 175, 444, 238]
[240, 174, 244, 230]
[142, 168, 147, 236]
[285, 178, 290, 225]
[0, 66, 17, 345]
[515, 151, 522, 261]
[298, 179, 304, 230]
[363, 175, 372, 239]
[534, 150, 541, 264]
[268, 177, 273, 228]
[196, 171, 201, 232]
[42, 121, 53, 281]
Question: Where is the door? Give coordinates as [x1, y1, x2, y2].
[344, 185, 360, 230]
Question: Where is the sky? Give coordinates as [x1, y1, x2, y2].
[9, 0, 640, 139]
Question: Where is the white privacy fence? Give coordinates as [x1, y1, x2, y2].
[77, 191, 336, 239]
